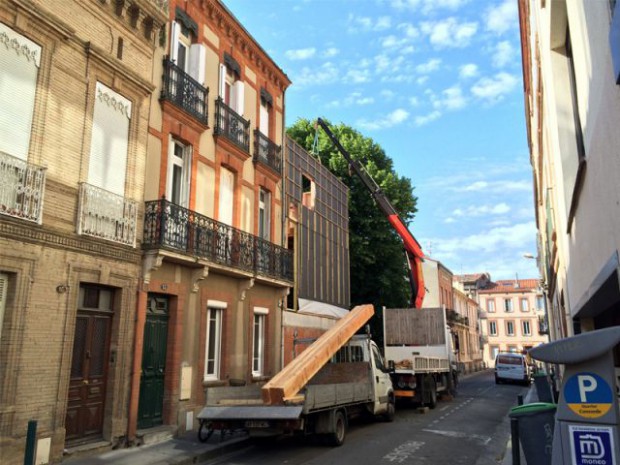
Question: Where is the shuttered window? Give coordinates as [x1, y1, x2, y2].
[0, 273, 7, 342]
[189, 43, 206, 84]
[0, 23, 41, 160]
[88, 82, 131, 196]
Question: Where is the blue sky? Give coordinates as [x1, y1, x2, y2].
[224, 0, 539, 281]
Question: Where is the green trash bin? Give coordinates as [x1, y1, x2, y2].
[533, 372, 554, 403]
[509, 402, 556, 465]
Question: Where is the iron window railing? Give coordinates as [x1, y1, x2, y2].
[253, 129, 282, 174]
[143, 198, 293, 282]
[0, 150, 46, 224]
[161, 57, 209, 125]
[77, 183, 138, 247]
[214, 97, 250, 152]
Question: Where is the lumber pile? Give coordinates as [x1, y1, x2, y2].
[261, 304, 374, 405]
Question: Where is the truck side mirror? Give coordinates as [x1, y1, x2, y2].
[388, 360, 395, 373]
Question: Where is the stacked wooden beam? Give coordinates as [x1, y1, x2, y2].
[261, 304, 374, 405]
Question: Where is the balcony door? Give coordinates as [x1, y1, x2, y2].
[218, 167, 234, 264]
[166, 138, 190, 208]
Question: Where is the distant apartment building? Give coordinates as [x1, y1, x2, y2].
[478, 279, 547, 367]
[518, 0, 620, 347]
[452, 287, 484, 373]
[0, 1, 167, 462]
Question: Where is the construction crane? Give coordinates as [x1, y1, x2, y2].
[315, 118, 426, 308]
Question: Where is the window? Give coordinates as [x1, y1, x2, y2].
[504, 298, 513, 313]
[302, 175, 315, 210]
[0, 23, 41, 160]
[536, 296, 544, 309]
[522, 320, 532, 336]
[259, 98, 270, 137]
[166, 138, 191, 207]
[258, 188, 271, 240]
[488, 320, 498, 336]
[252, 307, 268, 377]
[520, 298, 529, 312]
[204, 304, 224, 381]
[219, 58, 244, 115]
[218, 167, 234, 226]
[89, 82, 131, 196]
[486, 298, 495, 313]
[506, 321, 515, 336]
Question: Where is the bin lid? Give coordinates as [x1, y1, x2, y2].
[533, 372, 548, 378]
[509, 402, 556, 416]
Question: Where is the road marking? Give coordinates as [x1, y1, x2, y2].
[382, 441, 425, 463]
[422, 429, 492, 445]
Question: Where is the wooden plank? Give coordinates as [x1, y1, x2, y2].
[262, 304, 374, 405]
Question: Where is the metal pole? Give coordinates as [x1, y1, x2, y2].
[23, 420, 37, 465]
[510, 417, 521, 465]
[517, 394, 524, 405]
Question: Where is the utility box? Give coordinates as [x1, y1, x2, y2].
[529, 327, 620, 465]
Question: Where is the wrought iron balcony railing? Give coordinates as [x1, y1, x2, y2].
[143, 198, 293, 282]
[161, 57, 209, 125]
[0, 150, 46, 224]
[253, 129, 282, 174]
[77, 183, 138, 247]
[214, 97, 250, 152]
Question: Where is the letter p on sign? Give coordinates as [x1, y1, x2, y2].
[578, 375, 598, 402]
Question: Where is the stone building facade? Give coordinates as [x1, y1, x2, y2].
[0, 0, 167, 463]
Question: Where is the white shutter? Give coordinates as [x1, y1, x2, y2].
[234, 80, 245, 115]
[189, 43, 206, 84]
[259, 103, 269, 135]
[88, 82, 131, 196]
[170, 21, 180, 63]
[218, 167, 234, 225]
[0, 273, 7, 341]
[218, 64, 226, 98]
[0, 23, 41, 160]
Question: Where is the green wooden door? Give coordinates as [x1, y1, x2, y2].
[137, 295, 169, 429]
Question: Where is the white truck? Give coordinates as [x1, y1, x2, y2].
[197, 305, 395, 446]
[383, 307, 457, 408]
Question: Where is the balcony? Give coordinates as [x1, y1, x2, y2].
[0, 151, 46, 224]
[447, 308, 469, 326]
[214, 97, 250, 153]
[143, 198, 293, 282]
[161, 57, 209, 125]
[77, 183, 138, 246]
[253, 129, 282, 174]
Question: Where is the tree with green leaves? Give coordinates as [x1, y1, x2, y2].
[287, 118, 420, 317]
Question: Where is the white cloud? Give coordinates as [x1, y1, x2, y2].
[345, 68, 371, 84]
[409, 96, 420, 106]
[433, 85, 467, 111]
[327, 92, 375, 108]
[417, 76, 429, 85]
[397, 23, 420, 39]
[492, 41, 515, 68]
[381, 35, 411, 50]
[357, 108, 410, 130]
[415, 58, 442, 74]
[285, 47, 316, 60]
[421, 18, 478, 48]
[381, 89, 396, 100]
[459, 63, 478, 79]
[455, 179, 532, 193]
[433, 221, 536, 255]
[323, 47, 340, 58]
[471, 72, 519, 103]
[485, 0, 518, 35]
[293, 62, 339, 86]
[414, 110, 441, 126]
[348, 14, 392, 33]
[388, 0, 469, 14]
[452, 203, 511, 217]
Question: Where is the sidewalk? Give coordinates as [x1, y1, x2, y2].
[61, 429, 251, 465]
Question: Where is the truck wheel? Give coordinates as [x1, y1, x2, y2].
[326, 411, 346, 446]
[383, 397, 396, 422]
[197, 421, 214, 443]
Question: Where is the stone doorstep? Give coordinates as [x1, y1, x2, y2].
[136, 424, 178, 446]
[63, 439, 113, 462]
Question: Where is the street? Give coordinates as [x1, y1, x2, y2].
[201, 370, 528, 465]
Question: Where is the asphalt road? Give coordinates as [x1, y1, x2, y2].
[202, 370, 529, 465]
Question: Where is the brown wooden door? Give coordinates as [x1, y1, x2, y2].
[65, 311, 111, 443]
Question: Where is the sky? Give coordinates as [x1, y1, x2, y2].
[224, 0, 539, 282]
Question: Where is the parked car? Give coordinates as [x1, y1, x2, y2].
[494, 353, 531, 385]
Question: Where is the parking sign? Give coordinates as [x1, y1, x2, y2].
[569, 425, 616, 465]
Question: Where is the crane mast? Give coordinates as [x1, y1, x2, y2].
[315, 118, 426, 308]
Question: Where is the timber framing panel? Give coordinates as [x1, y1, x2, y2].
[285, 136, 350, 309]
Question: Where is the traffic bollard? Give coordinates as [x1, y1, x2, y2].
[23, 420, 37, 465]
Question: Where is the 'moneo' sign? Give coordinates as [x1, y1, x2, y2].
[565, 373, 614, 419]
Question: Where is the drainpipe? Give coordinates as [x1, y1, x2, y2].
[127, 288, 148, 442]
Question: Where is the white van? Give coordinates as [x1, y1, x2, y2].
[494, 353, 530, 385]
